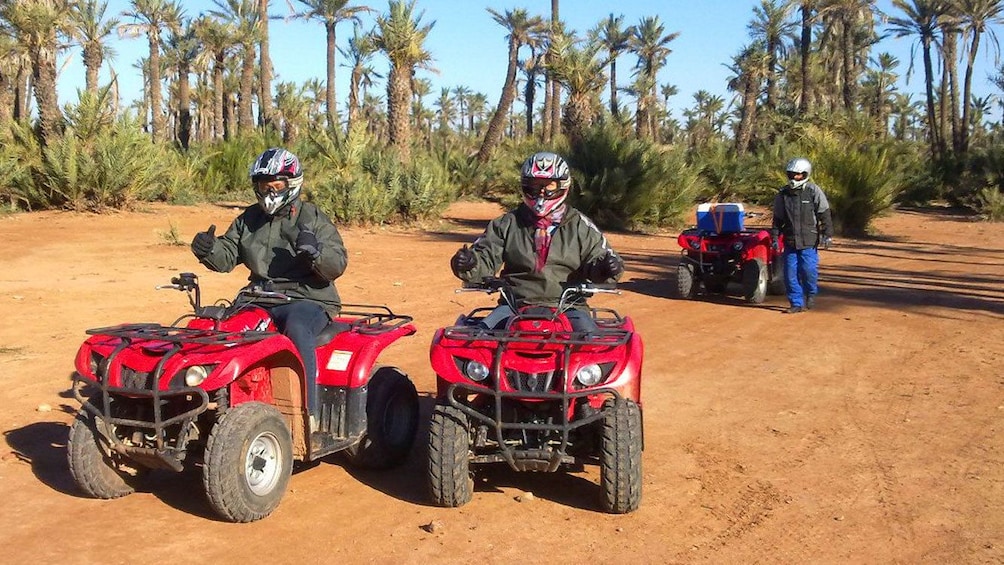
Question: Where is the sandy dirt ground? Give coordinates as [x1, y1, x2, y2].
[0, 200, 1001, 564]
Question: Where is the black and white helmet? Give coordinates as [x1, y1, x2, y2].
[519, 151, 572, 216]
[785, 157, 812, 189]
[249, 147, 304, 215]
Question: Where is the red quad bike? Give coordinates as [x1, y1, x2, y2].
[68, 272, 419, 523]
[673, 210, 787, 303]
[427, 277, 644, 514]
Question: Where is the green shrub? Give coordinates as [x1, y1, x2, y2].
[976, 187, 1004, 221]
[567, 123, 699, 229]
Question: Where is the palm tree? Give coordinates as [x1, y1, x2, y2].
[628, 15, 679, 140]
[749, 0, 796, 111]
[727, 40, 769, 154]
[371, 0, 435, 163]
[862, 52, 899, 137]
[2, 0, 74, 146]
[547, 35, 607, 143]
[163, 20, 198, 148]
[434, 86, 454, 133]
[958, 0, 1004, 152]
[467, 91, 488, 134]
[193, 15, 235, 140]
[210, 0, 261, 135]
[452, 84, 471, 133]
[71, 0, 119, 96]
[122, 0, 183, 142]
[274, 80, 310, 143]
[548, 0, 561, 141]
[293, 0, 373, 133]
[798, 1, 821, 114]
[589, 13, 633, 118]
[477, 8, 546, 163]
[887, 0, 949, 158]
[519, 50, 545, 135]
[339, 24, 380, 133]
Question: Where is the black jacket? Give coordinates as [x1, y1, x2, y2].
[772, 182, 833, 250]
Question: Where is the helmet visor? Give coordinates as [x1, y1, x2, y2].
[254, 178, 290, 198]
[521, 177, 565, 200]
[786, 171, 807, 182]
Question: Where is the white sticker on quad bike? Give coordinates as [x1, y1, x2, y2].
[325, 350, 353, 372]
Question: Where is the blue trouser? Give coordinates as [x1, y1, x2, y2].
[270, 301, 330, 415]
[783, 246, 819, 308]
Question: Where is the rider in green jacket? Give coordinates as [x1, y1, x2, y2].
[191, 148, 348, 424]
[450, 151, 624, 330]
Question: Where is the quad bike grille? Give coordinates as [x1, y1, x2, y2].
[504, 369, 557, 393]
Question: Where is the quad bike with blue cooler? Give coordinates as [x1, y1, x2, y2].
[673, 203, 786, 303]
[427, 277, 644, 514]
[68, 273, 419, 522]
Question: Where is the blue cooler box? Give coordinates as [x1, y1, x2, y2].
[696, 203, 745, 233]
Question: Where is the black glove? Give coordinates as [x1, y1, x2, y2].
[191, 224, 216, 259]
[451, 245, 477, 275]
[296, 227, 321, 260]
[590, 252, 624, 281]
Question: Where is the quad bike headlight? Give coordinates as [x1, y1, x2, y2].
[464, 360, 490, 382]
[576, 364, 604, 386]
[184, 365, 211, 387]
[688, 239, 701, 250]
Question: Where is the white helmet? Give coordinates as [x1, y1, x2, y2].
[785, 157, 812, 189]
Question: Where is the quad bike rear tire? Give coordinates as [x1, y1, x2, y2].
[599, 398, 643, 514]
[741, 258, 768, 304]
[67, 410, 145, 499]
[768, 260, 786, 295]
[674, 261, 699, 299]
[428, 403, 473, 507]
[345, 367, 419, 469]
[203, 401, 292, 523]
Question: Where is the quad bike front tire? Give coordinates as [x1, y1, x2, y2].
[203, 401, 292, 523]
[599, 398, 643, 514]
[427, 403, 473, 507]
[741, 258, 768, 304]
[345, 367, 419, 469]
[674, 261, 699, 299]
[67, 410, 145, 499]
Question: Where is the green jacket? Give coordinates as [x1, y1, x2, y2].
[459, 205, 621, 306]
[197, 199, 348, 316]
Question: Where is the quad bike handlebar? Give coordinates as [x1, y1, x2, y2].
[458, 276, 621, 318]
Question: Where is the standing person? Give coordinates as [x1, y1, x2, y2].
[190, 147, 348, 428]
[449, 151, 624, 331]
[772, 157, 833, 314]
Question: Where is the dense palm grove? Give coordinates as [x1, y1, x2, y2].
[2, 0, 1004, 232]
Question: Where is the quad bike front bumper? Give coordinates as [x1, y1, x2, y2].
[446, 381, 624, 472]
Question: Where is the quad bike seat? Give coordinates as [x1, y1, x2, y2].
[315, 321, 352, 347]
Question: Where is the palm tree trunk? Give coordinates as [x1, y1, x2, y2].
[239, 43, 255, 134]
[148, 34, 165, 141]
[83, 45, 100, 96]
[258, 0, 275, 130]
[325, 21, 339, 134]
[961, 31, 981, 153]
[387, 64, 412, 162]
[478, 36, 520, 163]
[548, 0, 560, 140]
[32, 41, 62, 146]
[347, 67, 361, 133]
[943, 30, 961, 154]
[609, 58, 619, 117]
[736, 81, 758, 154]
[799, 2, 812, 115]
[213, 58, 225, 140]
[178, 61, 192, 150]
[921, 37, 942, 159]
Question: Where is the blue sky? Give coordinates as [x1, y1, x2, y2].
[58, 0, 1004, 123]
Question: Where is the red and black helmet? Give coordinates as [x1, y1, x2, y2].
[249, 148, 304, 215]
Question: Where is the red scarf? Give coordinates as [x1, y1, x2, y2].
[533, 205, 566, 272]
